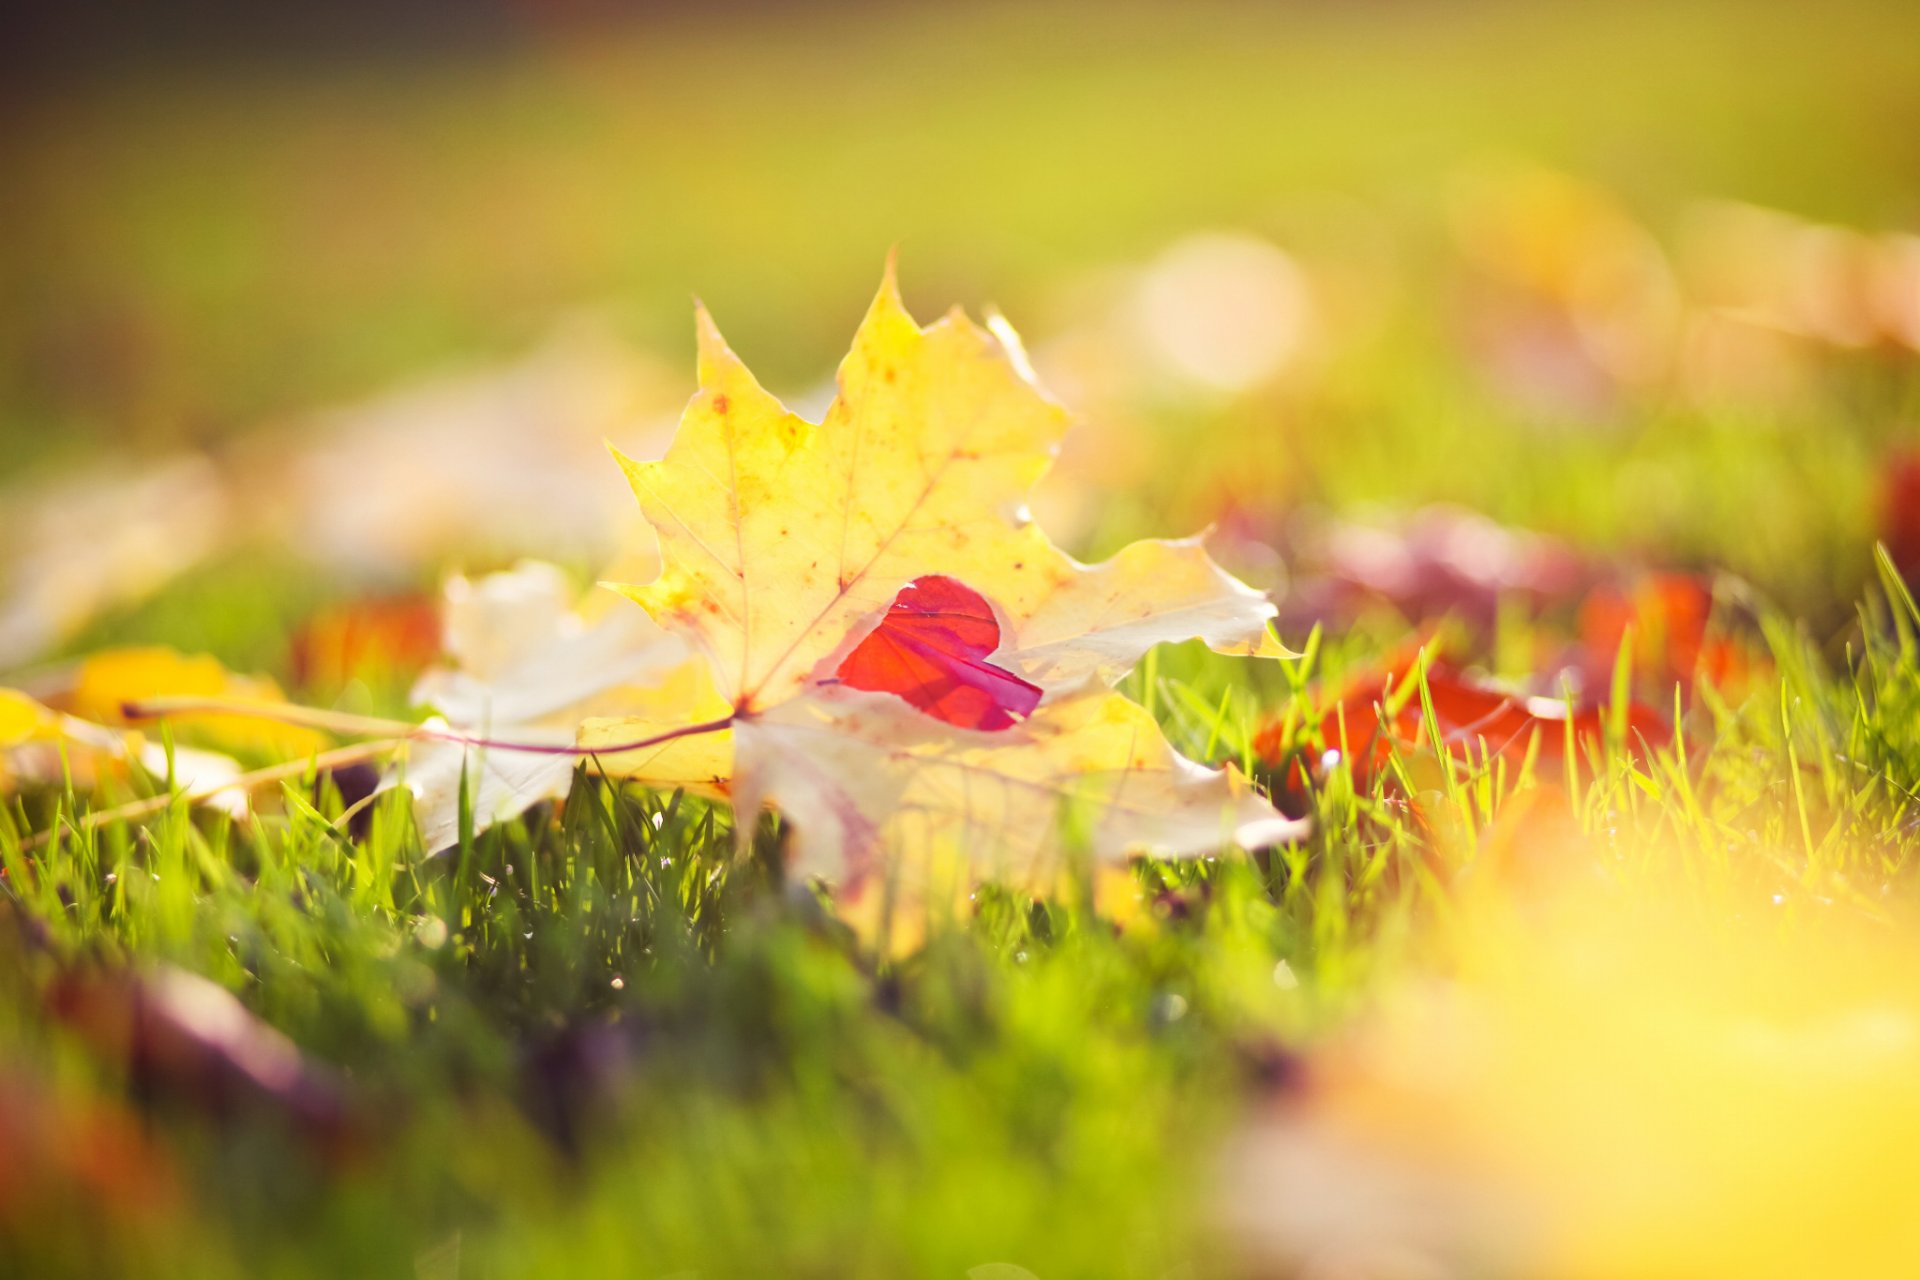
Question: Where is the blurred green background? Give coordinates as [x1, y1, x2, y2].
[4, 0, 1919, 662]
[8, 0, 1918, 457]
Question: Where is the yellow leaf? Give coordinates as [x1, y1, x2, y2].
[1, 683, 247, 813]
[0, 688, 54, 747]
[585, 263, 1304, 892]
[66, 647, 328, 760]
[610, 262, 1289, 716]
[1089, 862, 1152, 934]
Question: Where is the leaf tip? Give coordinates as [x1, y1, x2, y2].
[692, 299, 744, 388]
[605, 439, 651, 488]
[865, 249, 914, 332]
[1251, 627, 1304, 662]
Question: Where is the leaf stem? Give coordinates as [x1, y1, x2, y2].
[18, 739, 408, 852]
[120, 696, 738, 758]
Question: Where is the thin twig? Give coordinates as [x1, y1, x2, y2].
[17, 739, 408, 853]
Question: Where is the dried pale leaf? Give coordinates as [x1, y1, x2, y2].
[48, 964, 355, 1154]
[396, 727, 578, 855]
[414, 561, 686, 728]
[0, 457, 231, 671]
[1006, 535, 1295, 692]
[395, 560, 696, 850]
[132, 743, 251, 819]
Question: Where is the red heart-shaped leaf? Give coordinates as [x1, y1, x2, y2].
[835, 575, 1042, 731]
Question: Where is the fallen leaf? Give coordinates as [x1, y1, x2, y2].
[1281, 504, 1589, 635]
[289, 592, 442, 690]
[0, 685, 250, 818]
[62, 647, 328, 761]
[833, 574, 1042, 730]
[1452, 166, 1680, 413]
[584, 263, 1301, 895]
[0, 689, 52, 747]
[0, 322, 681, 673]
[0, 1071, 182, 1234]
[1256, 646, 1670, 794]
[0, 456, 232, 671]
[1884, 448, 1920, 586]
[1218, 846, 1920, 1280]
[734, 683, 1297, 895]
[611, 269, 1288, 715]
[1576, 571, 1759, 701]
[394, 560, 704, 851]
[46, 964, 358, 1161]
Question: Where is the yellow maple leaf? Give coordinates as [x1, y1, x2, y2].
[579, 261, 1303, 892]
[610, 261, 1291, 714]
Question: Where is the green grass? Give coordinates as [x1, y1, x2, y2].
[7, 2, 1920, 1273]
[7, 557, 1920, 1276]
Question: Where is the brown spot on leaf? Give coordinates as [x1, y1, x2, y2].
[713, 394, 730, 414]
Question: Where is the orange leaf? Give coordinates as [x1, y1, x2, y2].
[289, 593, 441, 690]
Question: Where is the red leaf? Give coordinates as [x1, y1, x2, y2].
[1885, 449, 1920, 586]
[1576, 571, 1758, 700]
[1256, 646, 1671, 790]
[835, 575, 1042, 731]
